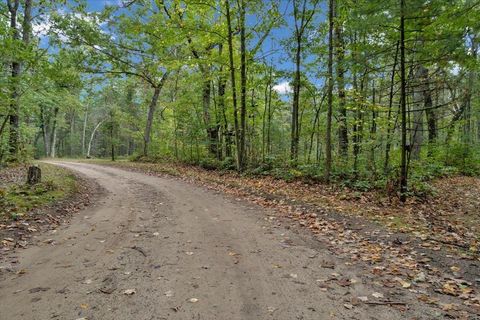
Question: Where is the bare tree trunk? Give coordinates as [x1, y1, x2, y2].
[463, 36, 476, 144]
[51, 127, 58, 158]
[291, 34, 301, 161]
[218, 62, 230, 159]
[266, 78, 273, 156]
[82, 106, 88, 156]
[7, 0, 20, 159]
[399, 0, 408, 202]
[422, 67, 436, 154]
[143, 73, 168, 156]
[225, 0, 241, 170]
[69, 110, 75, 156]
[411, 65, 426, 159]
[291, 0, 317, 162]
[40, 105, 50, 157]
[87, 120, 104, 158]
[111, 126, 115, 161]
[335, 1, 348, 158]
[22, 0, 32, 44]
[308, 91, 326, 162]
[325, 0, 334, 181]
[202, 76, 219, 157]
[50, 107, 59, 158]
[6, 0, 32, 160]
[369, 80, 377, 173]
[262, 66, 273, 161]
[239, 0, 247, 170]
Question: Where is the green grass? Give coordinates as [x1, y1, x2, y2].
[0, 163, 77, 220]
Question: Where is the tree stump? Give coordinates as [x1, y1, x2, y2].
[27, 165, 42, 185]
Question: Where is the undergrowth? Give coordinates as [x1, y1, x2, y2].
[0, 164, 77, 220]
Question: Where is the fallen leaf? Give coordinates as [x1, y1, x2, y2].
[337, 278, 351, 287]
[450, 266, 460, 272]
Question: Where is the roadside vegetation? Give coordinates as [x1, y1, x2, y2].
[0, 163, 77, 221]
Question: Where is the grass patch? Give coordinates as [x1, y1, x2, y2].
[0, 163, 77, 220]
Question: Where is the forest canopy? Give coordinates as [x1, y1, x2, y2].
[1, 0, 479, 201]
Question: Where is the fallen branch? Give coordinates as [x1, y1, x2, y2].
[131, 245, 147, 257]
[426, 237, 468, 249]
[365, 301, 407, 306]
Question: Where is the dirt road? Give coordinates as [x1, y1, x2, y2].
[0, 162, 433, 320]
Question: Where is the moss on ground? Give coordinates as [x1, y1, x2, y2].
[0, 163, 77, 220]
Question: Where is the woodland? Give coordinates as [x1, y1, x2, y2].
[0, 0, 479, 201]
[1, 2, 480, 318]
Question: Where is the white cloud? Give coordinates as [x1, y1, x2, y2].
[32, 18, 52, 37]
[272, 81, 292, 95]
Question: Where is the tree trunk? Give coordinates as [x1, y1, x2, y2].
[87, 120, 104, 158]
[411, 65, 427, 159]
[50, 107, 59, 158]
[422, 67, 436, 152]
[219, 75, 230, 158]
[262, 66, 273, 161]
[143, 73, 168, 156]
[308, 90, 326, 162]
[202, 77, 218, 157]
[335, 1, 348, 158]
[22, 0, 32, 44]
[266, 77, 273, 156]
[239, 0, 247, 170]
[82, 106, 88, 156]
[40, 105, 50, 157]
[399, 0, 408, 202]
[111, 128, 115, 161]
[7, 0, 20, 159]
[369, 80, 377, 173]
[325, 0, 334, 181]
[384, 41, 400, 174]
[225, 0, 241, 170]
[7, 0, 32, 160]
[291, 34, 301, 161]
[69, 110, 75, 156]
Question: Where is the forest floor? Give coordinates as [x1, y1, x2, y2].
[0, 160, 479, 319]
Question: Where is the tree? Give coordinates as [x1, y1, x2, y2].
[325, 0, 334, 181]
[290, 0, 318, 162]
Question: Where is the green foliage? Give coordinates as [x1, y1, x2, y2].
[0, 0, 478, 203]
[0, 164, 77, 219]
